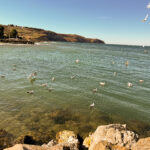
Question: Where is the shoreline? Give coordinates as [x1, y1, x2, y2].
[1, 108, 150, 149]
[2, 123, 150, 150]
[0, 39, 34, 45]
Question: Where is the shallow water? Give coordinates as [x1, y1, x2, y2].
[0, 42, 150, 140]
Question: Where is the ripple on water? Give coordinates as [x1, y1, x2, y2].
[0, 43, 150, 141]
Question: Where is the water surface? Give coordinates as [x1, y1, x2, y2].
[0, 42, 150, 139]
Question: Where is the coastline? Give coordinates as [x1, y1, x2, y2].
[2, 123, 150, 150]
[1, 108, 150, 150]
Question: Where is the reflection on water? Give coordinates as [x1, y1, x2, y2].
[0, 42, 150, 142]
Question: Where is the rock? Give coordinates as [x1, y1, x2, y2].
[86, 124, 138, 150]
[56, 130, 78, 144]
[131, 137, 150, 150]
[83, 136, 92, 148]
[93, 141, 129, 150]
[56, 130, 79, 150]
[42, 140, 57, 148]
[4, 144, 64, 150]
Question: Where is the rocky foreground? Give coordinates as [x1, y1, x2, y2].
[4, 124, 150, 150]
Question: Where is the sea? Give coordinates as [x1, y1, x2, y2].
[0, 42, 150, 140]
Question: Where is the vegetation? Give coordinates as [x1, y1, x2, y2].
[0, 24, 105, 43]
[0, 26, 4, 39]
[10, 29, 18, 38]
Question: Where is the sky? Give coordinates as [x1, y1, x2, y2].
[0, 0, 150, 45]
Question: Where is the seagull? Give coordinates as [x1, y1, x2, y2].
[1, 75, 5, 78]
[33, 72, 37, 76]
[128, 82, 133, 87]
[48, 87, 53, 92]
[142, 14, 149, 22]
[75, 59, 79, 63]
[125, 61, 129, 67]
[139, 80, 144, 83]
[13, 68, 16, 71]
[112, 61, 115, 65]
[71, 76, 75, 79]
[27, 90, 34, 94]
[93, 88, 98, 93]
[13, 64, 16, 67]
[90, 102, 95, 108]
[52, 77, 55, 81]
[100, 82, 106, 86]
[147, 3, 150, 9]
[41, 83, 48, 87]
[144, 50, 148, 54]
[28, 72, 37, 84]
[114, 72, 117, 76]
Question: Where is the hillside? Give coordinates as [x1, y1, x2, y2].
[1, 24, 105, 44]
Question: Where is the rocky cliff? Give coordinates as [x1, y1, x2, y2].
[1, 24, 105, 44]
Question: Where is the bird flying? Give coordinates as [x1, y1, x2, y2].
[142, 14, 149, 22]
[147, 3, 150, 9]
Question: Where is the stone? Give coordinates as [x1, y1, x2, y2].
[131, 137, 150, 150]
[56, 130, 78, 144]
[4, 144, 64, 150]
[93, 141, 129, 150]
[42, 140, 57, 148]
[87, 124, 138, 150]
[83, 136, 92, 148]
[56, 130, 79, 150]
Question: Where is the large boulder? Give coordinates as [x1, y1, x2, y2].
[83, 124, 138, 150]
[131, 137, 150, 150]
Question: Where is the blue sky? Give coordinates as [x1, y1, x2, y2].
[0, 0, 150, 45]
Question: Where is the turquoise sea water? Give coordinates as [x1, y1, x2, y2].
[0, 42, 150, 139]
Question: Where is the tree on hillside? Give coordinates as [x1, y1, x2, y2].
[10, 29, 18, 38]
[0, 26, 4, 39]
